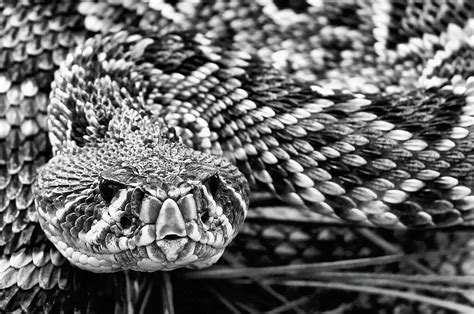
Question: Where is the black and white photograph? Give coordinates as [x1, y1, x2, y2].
[1, 0, 474, 312]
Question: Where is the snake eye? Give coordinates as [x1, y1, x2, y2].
[207, 173, 220, 197]
[99, 179, 123, 203]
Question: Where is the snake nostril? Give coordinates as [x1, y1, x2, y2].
[120, 216, 132, 229]
[200, 211, 211, 224]
[163, 234, 181, 240]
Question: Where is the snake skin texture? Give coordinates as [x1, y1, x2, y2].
[2, 0, 474, 312]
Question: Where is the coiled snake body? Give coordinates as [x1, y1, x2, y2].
[2, 0, 474, 312]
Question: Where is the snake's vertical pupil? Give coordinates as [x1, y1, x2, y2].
[99, 179, 121, 203]
[207, 174, 220, 197]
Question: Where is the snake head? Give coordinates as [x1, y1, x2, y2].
[35, 134, 249, 272]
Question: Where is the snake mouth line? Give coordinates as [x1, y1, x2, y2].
[47, 229, 225, 272]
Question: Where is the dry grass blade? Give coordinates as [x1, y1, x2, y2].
[346, 278, 472, 295]
[296, 271, 474, 286]
[138, 281, 153, 314]
[222, 252, 307, 314]
[269, 271, 474, 294]
[206, 286, 241, 314]
[185, 252, 444, 279]
[356, 228, 434, 274]
[185, 245, 474, 312]
[265, 280, 474, 312]
[264, 296, 311, 314]
[124, 271, 134, 314]
[159, 273, 174, 314]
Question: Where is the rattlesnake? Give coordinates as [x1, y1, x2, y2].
[2, 0, 474, 312]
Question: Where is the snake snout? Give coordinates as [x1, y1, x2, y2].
[154, 198, 187, 240]
[100, 179, 233, 270]
[135, 180, 228, 244]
